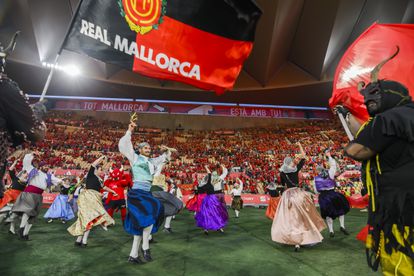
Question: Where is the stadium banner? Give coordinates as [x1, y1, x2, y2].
[62, 0, 262, 93]
[42, 192, 270, 206]
[183, 194, 270, 206]
[51, 99, 331, 119]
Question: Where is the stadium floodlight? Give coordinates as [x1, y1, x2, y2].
[41, 62, 81, 76]
[62, 64, 80, 76]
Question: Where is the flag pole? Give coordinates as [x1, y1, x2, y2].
[39, 0, 83, 101]
[337, 113, 354, 141]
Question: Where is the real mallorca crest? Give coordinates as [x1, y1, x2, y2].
[118, 0, 167, 35]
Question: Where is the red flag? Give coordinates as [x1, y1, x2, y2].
[330, 23, 414, 121]
[62, 0, 262, 94]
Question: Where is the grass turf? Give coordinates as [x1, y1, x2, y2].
[0, 207, 377, 276]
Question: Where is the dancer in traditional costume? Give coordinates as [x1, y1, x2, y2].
[118, 120, 168, 264]
[0, 159, 27, 218]
[151, 174, 183, 234]
[68, 177, 85, 215]
[230, 178, 243, 218]
[265, 182, 281, 220]
[168, 179, 183, 220]
[11, 153, 62, 240]
[212, 164, 228, 205]
[0, 159, 27, 234]
[314, 150, 350, 237]
[336, 48, 414, 274]
[67, 156, 115, 247]
[271, 143, 326, 251]
[195, 165, 229, 234]
[44, 178, 75, 224]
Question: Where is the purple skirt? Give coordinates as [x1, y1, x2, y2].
[319, 190, 350, 219]
[195, 194, 228, 230]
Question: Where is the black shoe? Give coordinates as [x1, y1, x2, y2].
[294, 245, 300, 252]
[204, 230, 209, 235]
[74, 241, 82, 247]
[128, 256, 143, 264]
[18, 227, 25, 240]
[340, 227, 349, 235]
[163, 228, 172, 234]
[23, 235, 30, 241]
[8, 230, 15, 235]
[329, 232, 335, 238]
[143, 249, 153, 262]
[81, 243, 88, 248]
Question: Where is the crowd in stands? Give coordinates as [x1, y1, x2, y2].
[8, 111, 362, 195]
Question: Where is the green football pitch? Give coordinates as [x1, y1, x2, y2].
[0, 207, 376, 276]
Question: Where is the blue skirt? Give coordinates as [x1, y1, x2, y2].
[319, 190, 350, 219]
[195, 194, 228, 230]
[124, 189, 164, 235]
[44, 195, 75, 221]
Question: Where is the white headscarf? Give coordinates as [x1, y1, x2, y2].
[279, 157, 297, 174]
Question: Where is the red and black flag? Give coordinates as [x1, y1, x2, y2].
[62, 0, 262, 93]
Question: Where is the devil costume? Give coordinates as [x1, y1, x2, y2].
[104, 167, 132, 224]
[0, 33, 46, 199]
[345, 48, 414, 274]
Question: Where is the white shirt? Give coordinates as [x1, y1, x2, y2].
[230, 181, 243, 196]
[213, 167, 228, 191]
[23, 154, 61, 190]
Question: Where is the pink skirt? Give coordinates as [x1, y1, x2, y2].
[271, 188, 326, 245]
[186, 193, 207, 212]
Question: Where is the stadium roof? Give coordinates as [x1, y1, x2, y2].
[1, 0, 413, 108]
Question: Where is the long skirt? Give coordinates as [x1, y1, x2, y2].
[67, 189, 114, 236]
[186, 193, 207, 212]
[124, 189, 164, 235]
[152, 191, 183, 217]
[0, 189, 22, 209]
[44, 194, 75, 221]
[231, 196, 243, 211]
[12, 192, 43, 223]
[195, 194, 228, 231]
[319, 190, 350, 219]
[215, 193, 226, 205]
[271, 188, 326, 245]
[266, 196, 281, 220]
